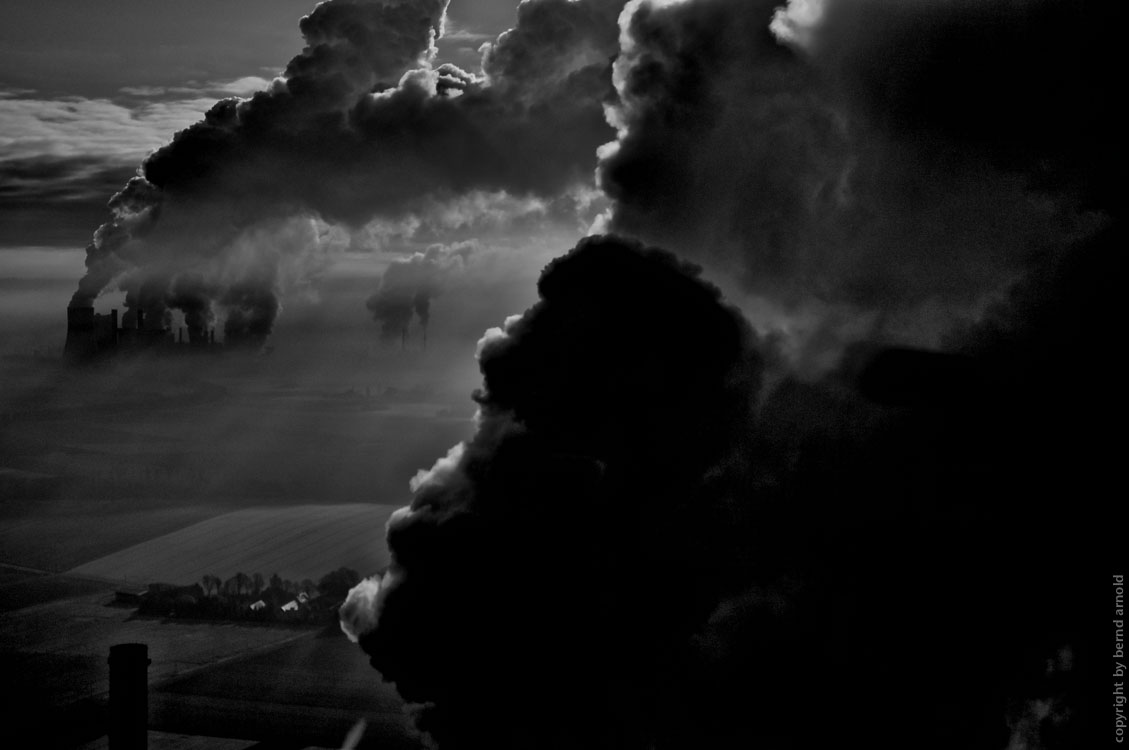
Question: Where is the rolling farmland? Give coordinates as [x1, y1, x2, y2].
[153, 630, 421, 749]
[0, 360, 456, 746]
[0, 504, 220, 572]
[0, 584, 331, 747]
[69, 504, 399, 585]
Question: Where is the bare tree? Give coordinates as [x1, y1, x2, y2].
[200, 574, 221, 597]
[235, 571, 252, 597]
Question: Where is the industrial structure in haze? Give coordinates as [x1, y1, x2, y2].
[64, 305, 219, 360]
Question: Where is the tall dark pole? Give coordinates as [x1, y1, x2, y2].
[108, 643, 150, 750]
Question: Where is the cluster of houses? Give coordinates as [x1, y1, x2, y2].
[116, 567, 362, 624]
[248, 589, 313, 614]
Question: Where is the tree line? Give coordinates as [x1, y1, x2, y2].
[137, 566, 363, 624]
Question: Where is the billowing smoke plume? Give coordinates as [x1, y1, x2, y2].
[365, 242, 473, 346]
[349, 225, 1116, 747]
[121, 273, 172, 331]
[350, 235, 766, 747]
[598, 0, 1118, 364]
[336, 1, 1117, 746]
[339, 576, 384, 644]
[166, 274, 216, 343]
[222, 280, 280, 348]
[71, 0, 626, 342]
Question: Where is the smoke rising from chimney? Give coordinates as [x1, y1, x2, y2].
[365, 242, 473, 346]
[69, 0, 624, 344]
[166, 274, 216, 343]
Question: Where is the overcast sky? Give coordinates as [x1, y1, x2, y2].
[0, 0, 519, 245]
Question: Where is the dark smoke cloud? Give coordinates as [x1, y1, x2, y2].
[345, 235, 767, 747]
[290, 0, 451, 90]
[481, 0, 625, 100]
[598, 0, 1117, 363]
[335, 1, 1116, 746]
[774, 0, 1120, 210]
[348, 223, 1117, 748]
[365, 241, 473, 346]
[71, 0, 623, 345]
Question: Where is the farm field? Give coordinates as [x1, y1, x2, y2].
[69, 504, 398, 586]
[154, 630, 420, 749]
[0, 585, 318, 745]
[0, 566, 114, 612]
[0, 502, 220, 572]
[0, 360, 453, 746]
[76, 731, 255, 750]
[0, 590, 314, 702]
[0, 357, 475, 508]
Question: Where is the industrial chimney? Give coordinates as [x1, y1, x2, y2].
[64, 306, 96, 359]
[108, 643, 150, 750]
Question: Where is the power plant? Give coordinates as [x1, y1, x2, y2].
[64, 305, 219, 360]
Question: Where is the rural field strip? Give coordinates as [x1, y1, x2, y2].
[100, 506, 361, 576]
[152, 505, 396, 581]
[69, 511, 301, 583]
[68, 504, 400, 585]
[0, 561, 55, 576]
[74, 505, 387, 585]
[152, 511, 374, 583]
[122, 509, 329, 579]
[0, 505, 219, 573]
[146, 628, 320, 689]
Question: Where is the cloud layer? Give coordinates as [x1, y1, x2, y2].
[598, 0, 1117, 363]
[352, 235, 766, 747]
[347, 221, 1117, 747]
[65, 0, 625, 347]
[327, 1, 1118, 746]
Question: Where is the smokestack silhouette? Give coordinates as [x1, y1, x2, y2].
[65, 306, 122, 360]
[107, 643, 149, 750]
[64, 306, 96, 359]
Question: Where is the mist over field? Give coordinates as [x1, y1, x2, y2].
[0, 343, 480, 747]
